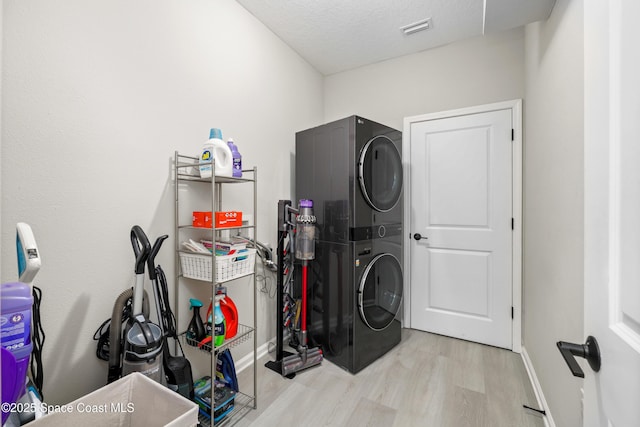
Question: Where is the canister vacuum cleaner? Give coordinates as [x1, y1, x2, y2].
[266, 199, 323, 378]
[96, 225, 193, 398]
[118, 226, 165, 382]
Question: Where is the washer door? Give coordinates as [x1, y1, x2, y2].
[358, 253, 403, 331]
[358, 135, 403, 212]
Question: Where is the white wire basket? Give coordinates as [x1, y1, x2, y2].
[179, 249, 256, 282]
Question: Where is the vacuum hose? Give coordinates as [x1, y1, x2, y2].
[107, 288, 149, 383]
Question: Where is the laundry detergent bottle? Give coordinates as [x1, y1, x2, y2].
[199, 128, 233, 178]
[186, 298, 205, 345]
[227, 138, 242, 178]
[214, 295, 226, 347]
[205, 300, 213, 338]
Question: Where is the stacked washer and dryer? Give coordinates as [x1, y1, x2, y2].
[295, 116, 404, 374]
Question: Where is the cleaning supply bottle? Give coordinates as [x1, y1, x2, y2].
[214, 295, 226, 347]
[227, 138, 242, 178]
[199, 128, 233, 178]
[186, 298, 205, 345]
[204, 300, 213, 340]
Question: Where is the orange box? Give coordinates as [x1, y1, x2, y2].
[215, 211, 242, 228]
[193, 211, 213, 228]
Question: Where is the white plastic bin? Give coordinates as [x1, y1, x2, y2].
[30, 373, 198, 427]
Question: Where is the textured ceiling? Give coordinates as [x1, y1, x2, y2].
[236, 0, 556, 75]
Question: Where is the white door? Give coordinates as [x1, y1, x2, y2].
[409, 108, 513, 349]
[583, 1, 640, 425]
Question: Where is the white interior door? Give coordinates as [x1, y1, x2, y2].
[409, 108, 513, 349]
[583, 1, 640, 425]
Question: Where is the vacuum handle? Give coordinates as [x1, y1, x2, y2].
[133, 316, 154, 347]
[130, 226, 151, 275]
[147, 235, 168, 280]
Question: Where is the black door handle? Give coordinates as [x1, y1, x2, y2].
[413, 233, 427, 241]
[556, 335, 601, 378]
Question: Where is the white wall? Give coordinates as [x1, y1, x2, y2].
[1, 0, 323, 404]
[523, 0, 584, 426]
[324, 28, 525, 130]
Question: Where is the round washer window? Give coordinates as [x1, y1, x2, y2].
[358, 253, 403, 331]
[358, 135, 403, 212]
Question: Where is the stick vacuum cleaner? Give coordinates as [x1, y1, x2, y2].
[281, 200, 323, 377]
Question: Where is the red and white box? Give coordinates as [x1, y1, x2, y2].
[193, 211, 213, 228]
[215, 211, 242, 228]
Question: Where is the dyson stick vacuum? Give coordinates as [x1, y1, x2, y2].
[281, 199, 323, 377]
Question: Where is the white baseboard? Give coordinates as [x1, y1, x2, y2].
[234, 338, 273, 374]
[521, 346, 556, 427]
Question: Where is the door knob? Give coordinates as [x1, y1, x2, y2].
[413, 233, 427, 241]
[556, 335, 601, 378]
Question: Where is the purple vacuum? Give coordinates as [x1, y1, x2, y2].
[1, 282, 34, 425]
[1, 223, 45, 425]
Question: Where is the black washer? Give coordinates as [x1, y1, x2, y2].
[358, 253, 403, 331]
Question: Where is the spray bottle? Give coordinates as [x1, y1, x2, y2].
[186, 298, 205, 345]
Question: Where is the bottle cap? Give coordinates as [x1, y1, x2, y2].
[209, 128, 223, 140]
[190, 298, 203, 308]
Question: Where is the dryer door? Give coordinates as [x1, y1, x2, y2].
[358, 253, 403, 331]
[358, 135, 403, 212]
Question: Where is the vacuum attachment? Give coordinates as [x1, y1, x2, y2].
[282, 346, 323, 377]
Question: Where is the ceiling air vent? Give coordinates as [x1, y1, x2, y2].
[400, 17, 432, 36]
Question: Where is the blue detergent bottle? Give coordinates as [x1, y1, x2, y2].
[227, 138, 242, 178]
[214, 295, 226, 347]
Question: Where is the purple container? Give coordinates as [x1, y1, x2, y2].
[299, 199, 313, 208]
[1, 282, 33, 398]
[227, 138, 242, 178]
[1, 347, 18, 425]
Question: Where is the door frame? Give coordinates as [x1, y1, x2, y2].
[402, 99, 523, 353]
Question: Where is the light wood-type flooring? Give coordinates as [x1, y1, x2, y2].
[235, 328, 546, 427]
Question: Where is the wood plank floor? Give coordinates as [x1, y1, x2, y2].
[235, 329, 545, 427]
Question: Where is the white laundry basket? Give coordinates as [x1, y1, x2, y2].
[30, 373, 198, 427]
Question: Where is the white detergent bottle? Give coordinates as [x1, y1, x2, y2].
[199, 128, 233, 178]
